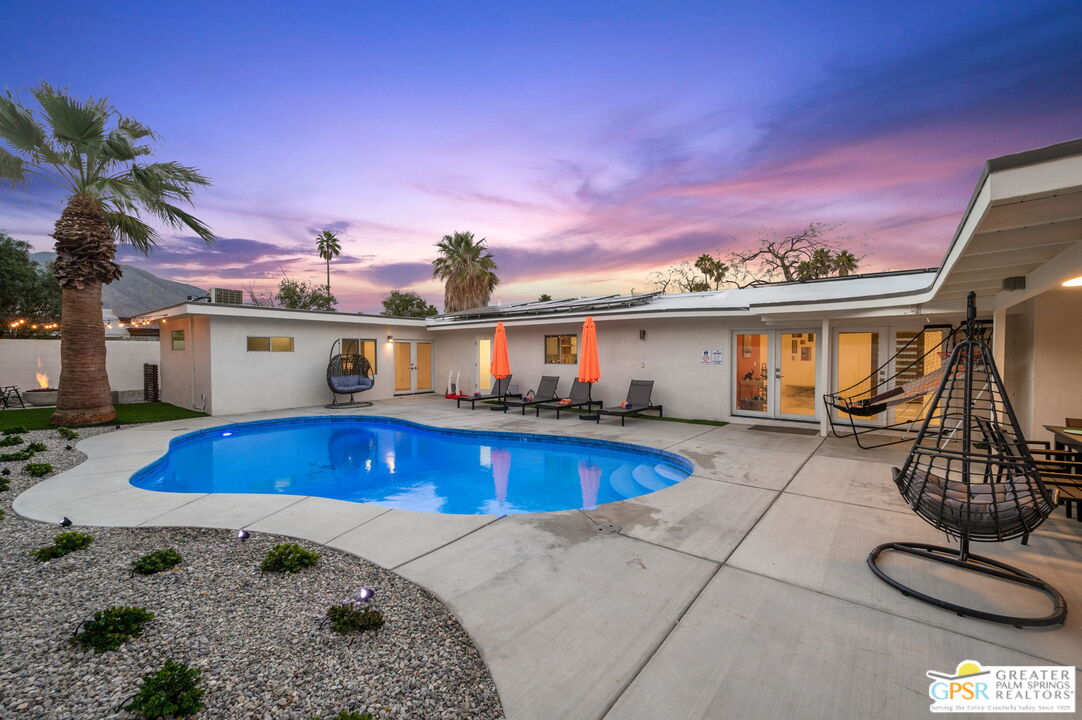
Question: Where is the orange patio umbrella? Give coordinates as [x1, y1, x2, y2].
[577, 316, 600, 418]
[577, 316, 600, 383]
[491, 321, 511, 379]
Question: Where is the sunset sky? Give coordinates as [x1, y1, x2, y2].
[2, 1, 1081, 312]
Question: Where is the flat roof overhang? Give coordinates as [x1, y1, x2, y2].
[133, 302, 429, 327]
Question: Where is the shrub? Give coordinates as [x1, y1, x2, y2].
[0, 435, 24, 447]
[56, 426, 80, 440]
[31, 531, 94, 561]
[26, 441, 47, 453]
[0, 450, 33, 462]
[2, 427, 27, 436]
[315, 713, 374, 720]
[260, 543, 320, 573]
[123, 660, 204, 718]
[131, 548, 183, 575]
[325, 604, 384, 634]
[0, 477, 8, 492]
[72, 606, 155, 653]
[25, 462, 53, 477]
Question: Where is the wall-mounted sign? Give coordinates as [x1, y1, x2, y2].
[700, 349, 724, 365]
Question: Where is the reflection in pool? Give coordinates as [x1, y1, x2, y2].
[130, 416, 692, 515]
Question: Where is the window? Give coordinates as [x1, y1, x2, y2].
[544, 334, 578, 364]
[170, 329, 185, 350]
[341, 338, 377, 372]
[246, 336, 293, 352]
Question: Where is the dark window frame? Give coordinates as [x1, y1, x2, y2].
[544, 334, 578, 364]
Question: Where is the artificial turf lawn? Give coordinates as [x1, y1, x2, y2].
[0, 402, 207, 431]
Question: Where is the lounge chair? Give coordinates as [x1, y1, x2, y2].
[1, 385, 25, 410]
[595, 380, 662, 425]
[535, 379, 600, 419]
[458, 375, 513, 410]
[502, 375, 560, 414]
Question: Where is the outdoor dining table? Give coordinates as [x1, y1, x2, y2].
[1043, 425, 1082, 457]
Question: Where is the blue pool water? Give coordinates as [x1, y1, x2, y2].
[130, 416, 692, 515]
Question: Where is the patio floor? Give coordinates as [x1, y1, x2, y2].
[14, 396, 1082, 719]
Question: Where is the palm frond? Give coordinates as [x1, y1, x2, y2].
[145, 200, 215, 243]
[30, 82, 108, 148]
[0, 92, 47, 154]
[0, 147, 26, 187]
[105, 210, 158, 254]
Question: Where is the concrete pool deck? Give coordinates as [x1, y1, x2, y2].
[14, 396, 1082, 719]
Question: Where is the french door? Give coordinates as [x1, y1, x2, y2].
[393, 341, 433, 394]
[731, 330, 818, 420]
[830, 327, 946, 427]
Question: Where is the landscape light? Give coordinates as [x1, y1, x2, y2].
[355, 587, 374, 603]
[65, 444, 73, 451]
[1, 468, 10, 476]
[1062, 276, 1082, 287]
[236, 529, 250, 541]
[59, 517, 72, 527]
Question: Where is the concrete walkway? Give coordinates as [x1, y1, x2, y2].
[14, 397, 1082, 719]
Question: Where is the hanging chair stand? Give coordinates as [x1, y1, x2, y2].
[325, 340, 374, 409]
[868, 291, 1067, 628]
[868, 541, 1067, 628]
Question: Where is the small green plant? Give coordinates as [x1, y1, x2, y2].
[26, 441, 47, 453]
[31, 530, 94, 561]
[0, 450, 34, 462]
[0, 477, 8, 492]
[72, 606, 155, 653]
[314, 712, 375, 720]
[325, 604, 384, 634]
[0, 435, 24, 447]
[123, 659, 204, 718]
[2, 426, 27, 436]
[25, 462, 53, 477]
[260, 543, 320, 573]
[131, 548, 183, 575]
[56, 426, 80, 440]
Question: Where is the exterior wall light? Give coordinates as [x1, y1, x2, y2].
[387, 334, 394, 342]
[639, 330, 646, 340]
[1062, 276, 1082, 287]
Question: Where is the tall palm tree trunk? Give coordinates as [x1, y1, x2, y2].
[326, 259, 331, 292]
[51, 194, 121, 426]
[54, 282, 114, 425]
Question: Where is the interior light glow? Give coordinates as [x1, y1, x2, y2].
[1062, 276, 1082, 287]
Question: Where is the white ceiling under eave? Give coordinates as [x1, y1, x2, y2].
[931, 156, 1082, 304]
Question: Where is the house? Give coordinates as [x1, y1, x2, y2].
[136, 138, 1082, 438]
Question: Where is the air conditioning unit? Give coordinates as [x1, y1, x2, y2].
[211, 288, 244, 305]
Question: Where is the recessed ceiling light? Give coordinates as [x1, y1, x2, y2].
[1063, 276, 1082, 287]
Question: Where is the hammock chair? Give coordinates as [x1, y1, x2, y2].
[824, 322, 991, 449]
[867, 292, 1066, 628]
[325, 339, 374, 409]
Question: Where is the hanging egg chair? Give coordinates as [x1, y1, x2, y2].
[868, 292, 1066, 627]
[325, 339, 374, 409]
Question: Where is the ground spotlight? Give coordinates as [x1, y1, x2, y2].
[59, 516, 72, 527]
[355, 587, 374, 603]
[1, 468, 9, 476]
[65, 444, 73, 450]
[236, 529, 250, 541]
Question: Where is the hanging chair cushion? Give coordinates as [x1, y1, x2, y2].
[329, 375, 374, 394]
[900, 467, 1045, 535]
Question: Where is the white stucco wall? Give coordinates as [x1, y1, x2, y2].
[191, 315, 431, 415]
[0, 338, 160, 394]
[433, 316, 740, 421]
[998, 287, 1082, 440]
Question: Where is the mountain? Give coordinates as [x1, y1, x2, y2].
[31, 252, 207, 317]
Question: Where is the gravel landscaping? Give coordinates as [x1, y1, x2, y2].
[0, 426, 503, 719]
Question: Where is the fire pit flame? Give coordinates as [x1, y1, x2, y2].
[36, 370, 50, 389]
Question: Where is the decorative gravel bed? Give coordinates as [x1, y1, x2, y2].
[0, 427, 503, 719]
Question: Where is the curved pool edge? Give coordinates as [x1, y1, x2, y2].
[127, 414, 695, 515]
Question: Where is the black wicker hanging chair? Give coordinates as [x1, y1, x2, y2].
[868, 292, 1066, 628]
[325, 340, 374, 409]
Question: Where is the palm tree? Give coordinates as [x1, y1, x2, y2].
[431, 231, 499, 313]
[0, 83, 213, 425]
[315, 230, 341, 292]
[833, 250, 859, 277]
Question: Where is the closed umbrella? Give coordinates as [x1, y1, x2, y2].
[490, 321, 511, 410]
[577, 316, 601, 420]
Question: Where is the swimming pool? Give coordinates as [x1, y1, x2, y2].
[130, 416, 692, 515]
